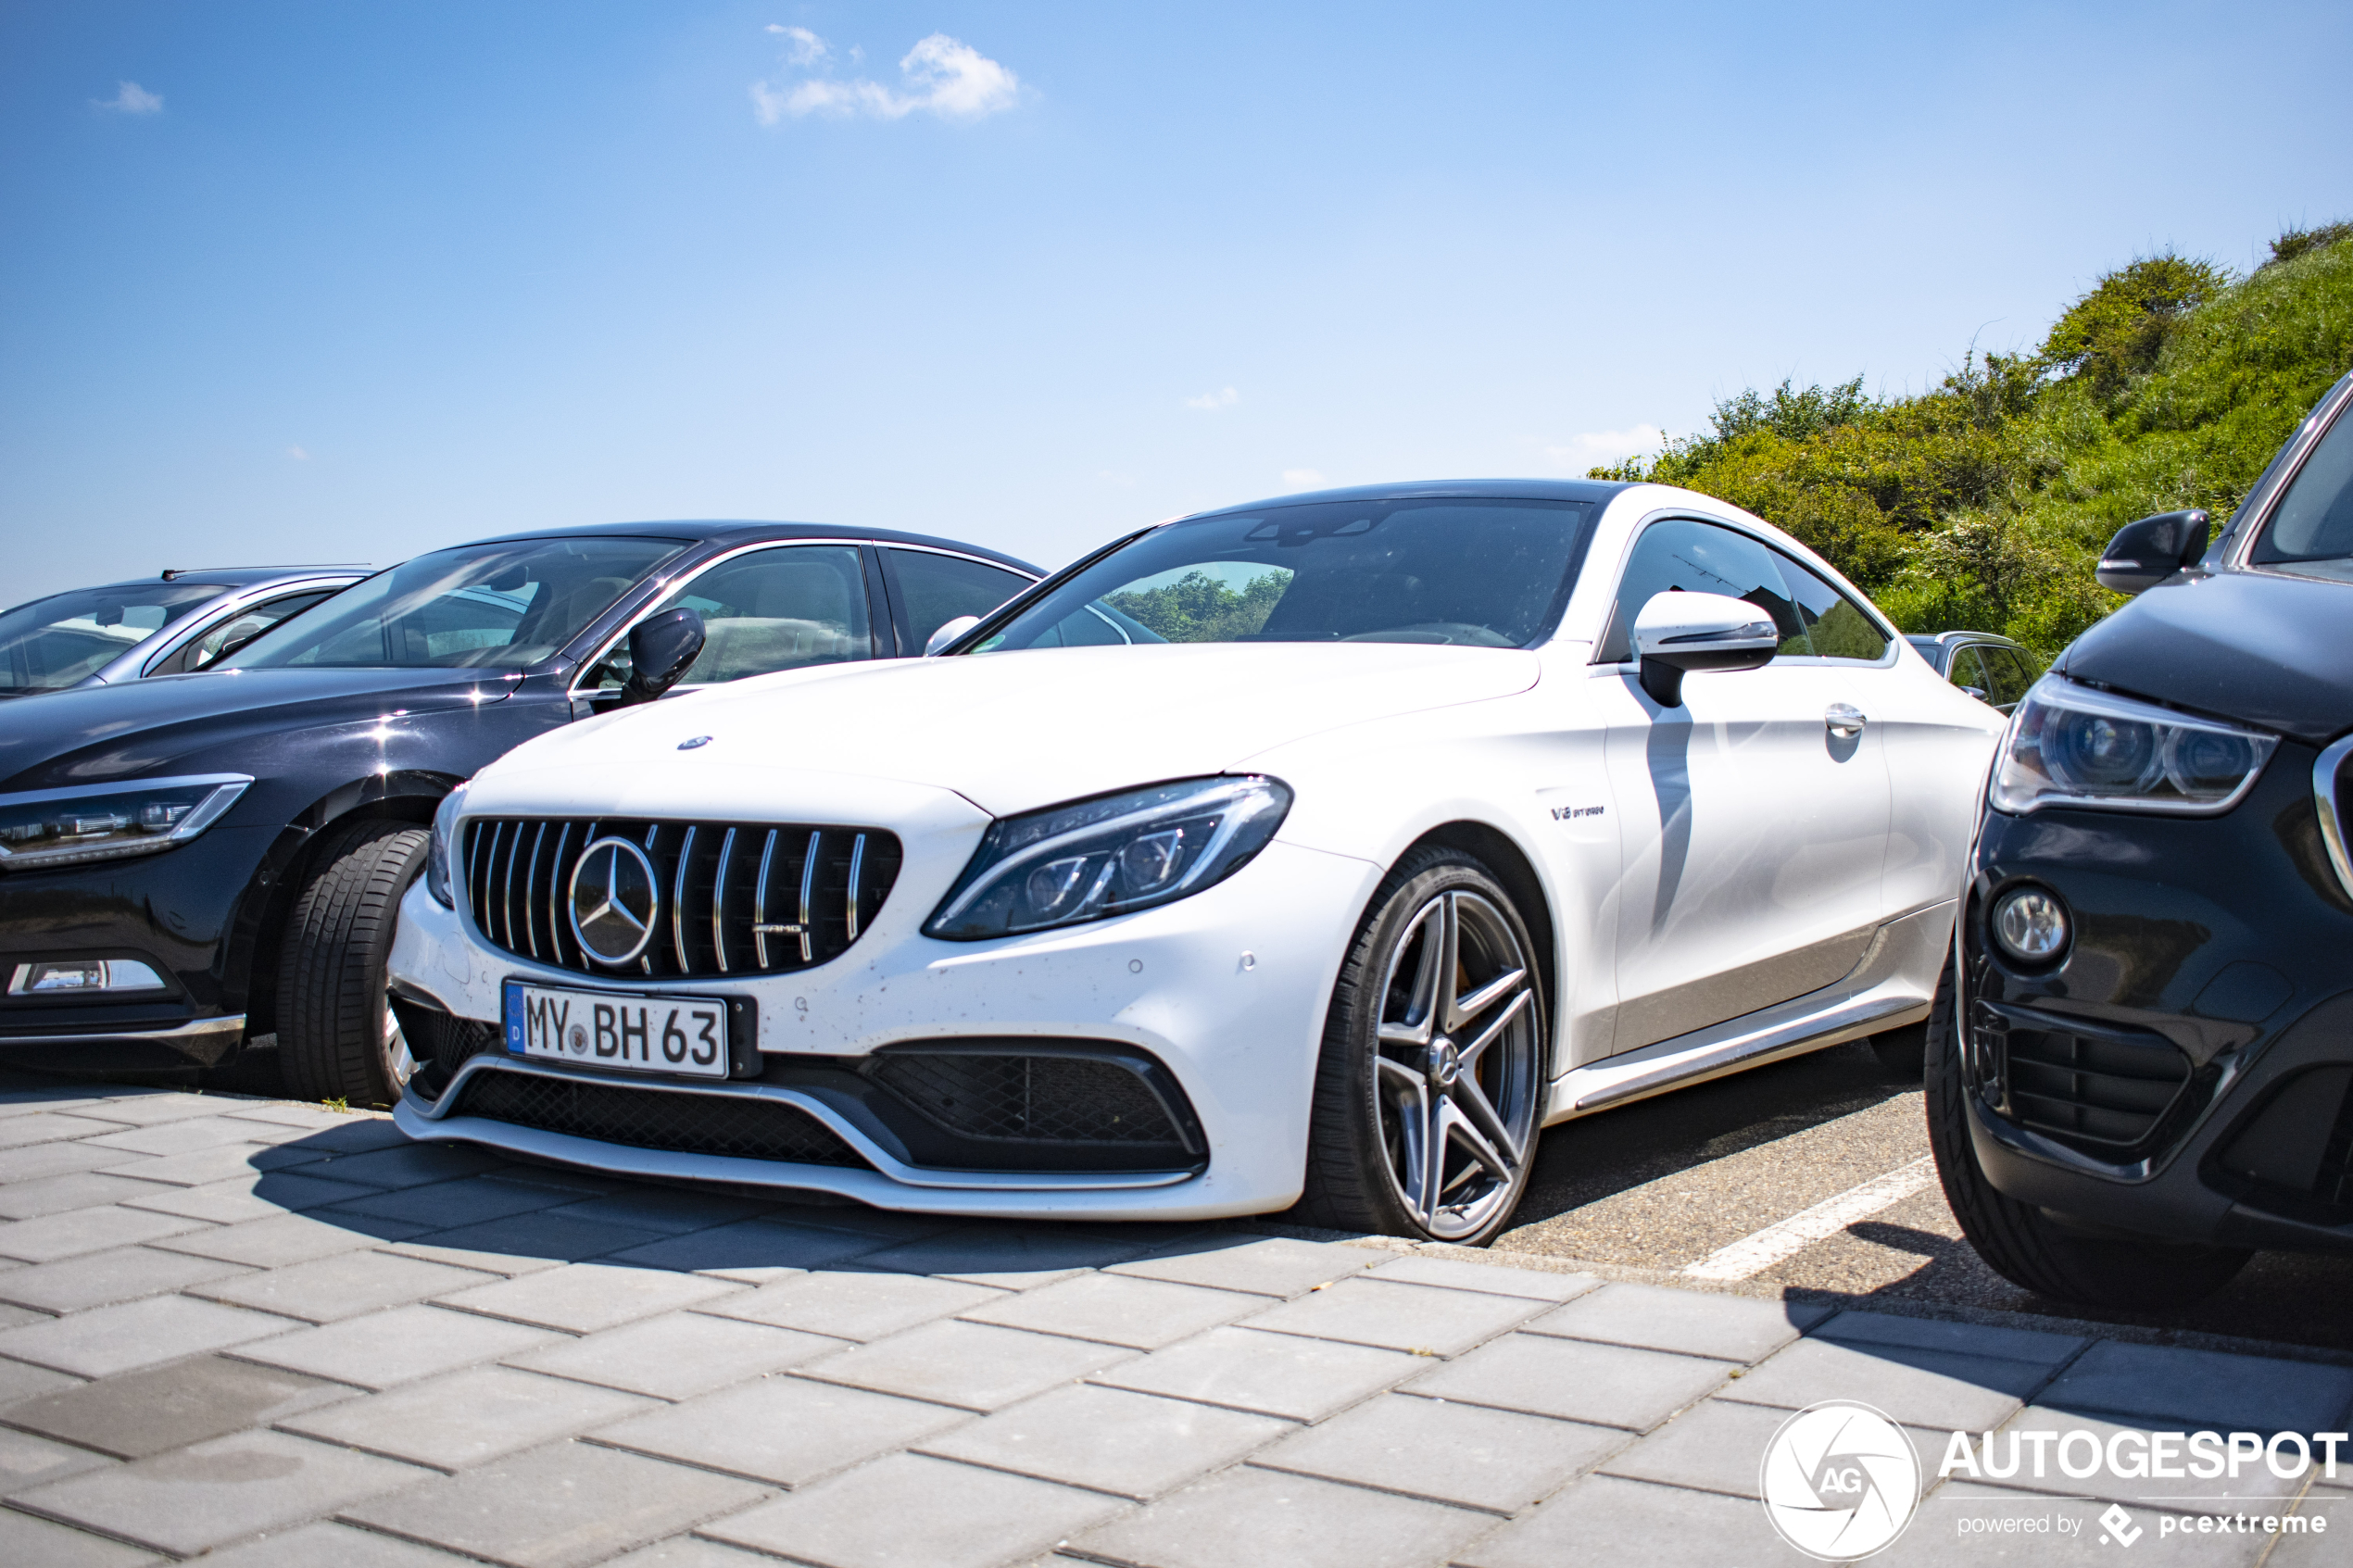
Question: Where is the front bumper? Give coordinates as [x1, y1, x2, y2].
[388, 837, 1385, 1220]
[1959, 740, 2353, 1252]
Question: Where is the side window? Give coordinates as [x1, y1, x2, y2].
[1771, 554, 1892, 661]
[1601, 518, 1813, 661]
[153, 591, 338, 675]
[1945, 646, 1989, 697]
[883, 549, 1032, 650]
[583, 545, 873, 695]
[1981, 646, 2036, 708]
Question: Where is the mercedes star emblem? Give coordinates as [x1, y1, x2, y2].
[569, 837, 661, 965]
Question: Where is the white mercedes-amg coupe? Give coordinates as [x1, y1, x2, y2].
[386, 480, 2003, 1244]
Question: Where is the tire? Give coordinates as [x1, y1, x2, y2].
[1869, 1022, 1928, 1082]
[275, 818, 431, 1107]
[1925, 954, 2250, 1309]
[1296, 847, 1546, 1245]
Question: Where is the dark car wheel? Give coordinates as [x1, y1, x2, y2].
[276, 818, 431, 1107]
[1297, 847, 1545, 1246]
[1869, 1022, 1928, 1082]
[1925, 955, 2251, 1310]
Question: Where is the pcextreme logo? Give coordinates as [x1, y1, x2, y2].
[1759, 1400, 1921, 1560]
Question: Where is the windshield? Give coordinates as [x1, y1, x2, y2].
[974, 497, 1593, 653]
[229, 536, 686, 671]
[2252, 401, 2353, 582]
[0, 582, 225, 696]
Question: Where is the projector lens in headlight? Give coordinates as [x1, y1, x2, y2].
[1991, 677, 2276, 816]
[1991, 885, 2070, 964]
[0, 775, 252, 871]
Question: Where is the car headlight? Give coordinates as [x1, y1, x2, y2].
[0, 774, 252, 872]
[426, 783, 468, 908]
[925, 775, 1292, 940]
[1991, 676, 2277, 815]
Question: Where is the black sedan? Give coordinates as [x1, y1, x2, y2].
[1929, 369, 2353, 1307]
[0, 521, 1038, 1102]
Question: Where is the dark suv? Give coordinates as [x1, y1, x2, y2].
[0, 522, 1037, 1103]
[1929, 370, 2353, 1307]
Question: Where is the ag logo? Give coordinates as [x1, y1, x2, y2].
[1758, 1399, 1920, 1560]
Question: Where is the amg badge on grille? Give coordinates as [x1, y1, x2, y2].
[569, 837, 661, 965]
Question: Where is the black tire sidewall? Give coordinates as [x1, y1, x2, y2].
[276, 818, 431, 1106]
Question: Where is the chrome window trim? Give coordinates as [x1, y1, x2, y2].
[132, 575, 366, 678]
[2315, 734, 2353, 901]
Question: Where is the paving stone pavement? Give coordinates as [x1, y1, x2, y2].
[2, 1078, 2350, 1566]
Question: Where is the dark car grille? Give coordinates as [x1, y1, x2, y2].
[464, 816, 900, 979]
[450, 1068, 870, 1168]
[864, 1051, 1184, 1145]
[1976, 1002, 2195, 1157]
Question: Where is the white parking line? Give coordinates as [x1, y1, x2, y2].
[1680, 1155, 1938, 1282]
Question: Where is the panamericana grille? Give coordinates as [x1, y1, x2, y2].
[1975, 1002, 2194, 1157]
[463, 816, 900, 978]
[451, 1068, 870, 1167]
[864, 1052, 1183, 1145]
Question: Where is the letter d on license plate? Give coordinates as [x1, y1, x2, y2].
[503, 981, 730, 1079]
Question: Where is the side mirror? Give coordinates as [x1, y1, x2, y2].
[2095, 508, 2209, 596]
[1631, 591, 1780, 709]
[618, 608, 705, 706]
[925, 615, 981, 658]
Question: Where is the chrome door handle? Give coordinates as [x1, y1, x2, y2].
[1826, 704, 1867, 739]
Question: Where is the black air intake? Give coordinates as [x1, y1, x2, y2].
[1974, 1001, 2195, 1158]
[451, 1068, 871, 1168]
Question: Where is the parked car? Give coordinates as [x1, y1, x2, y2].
[0, 522, 1039, 1103]
[386, 479, 2004, 1243]
[1928, 370, 2353, 1308]
[1903, 631, 2043, 714]
[0, 567, 367, 699]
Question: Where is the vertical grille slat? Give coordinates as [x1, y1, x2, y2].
[463, 815, 900, 981]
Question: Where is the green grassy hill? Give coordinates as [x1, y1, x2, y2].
[1596, 223, 2353, 655]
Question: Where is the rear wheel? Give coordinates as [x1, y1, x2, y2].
[1297, 848, 1545, 1245]
[275, 818, 430, 1107]
[1925, 955, 2250, 1309]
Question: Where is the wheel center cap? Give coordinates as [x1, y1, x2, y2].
[1428, 1040, 1463, 1088]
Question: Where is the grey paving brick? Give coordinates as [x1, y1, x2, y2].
[17, 1430, 427, 1556]
[152, 1210, 427, 1268]
[1456, 1472, 1815, 1568]
[2039, 1341, 2353, 1433]
[192, 1250, 502, 1323]
[1254, 1392, 1621, 1514]
[0, 1205, 210, 1263]
[855, 1224, 1157, 1288]
[82, 1142, 289, 1189]
[114, 1169, 384, 1223]
[80, 1116, 292, 1159]
[397, 1210, 663, 1265]
[0, 1243, 253, 1313]
[1107, 1235, 1371, 1298]
[800, 1319, 1132, 1411]
[1362, 1253, 1601, 1301]
[2270, 1494, 2352, 1568]
[185, 1518, 478, 1566]
[703, 1451, 1122, 1568]
[1406, 1333, 1730, 1431]
[1594, 1397, 1941, 1502]
[0, 1140, 153, 1184]
[0, 1171, 172, 1220]
[466, 1162, 623, 1198]
[604, 1537, 784, 1568]
[605, 1218, 892, 1280]
[539, 1186, 773, 1236]
[1092, 1324, 1424, 1422]
[1718, 1336, 2053, 1431]
[236, 1302, 564, 1389]
[1811, 1309, 2089, 1368]
[282, 1142, 505, 1190]
[0, 1425, 115, 1495]
[1525, 1281, 1830, 1363]
[331, 1174, 583, 1229]
[283, 1365, 656, 1470]
[220, 1102, 378, 1130]
[0, 1294, 297, 1378]
[437, 1261, 742, 1334]
[917, 1383, 1289, 1499]
[0, 1301, 40, 1328]
[698, 1268, 1004, 1340]
[1244, 1277, 1544, 1357]
[342, 1439, 767, 1568]
[1910, 1482, 2271, 1565]
[3, 1353, 353, 1458]
[506, 1311, 844, 1399]
[53, 1092, 221, 1127]
[590, 1375, 967, 1486]
[1068, 1462, 1491, 1568]
[0, 1504, 163, 1566]
[958, 1271, 1265, 1349]
[254, 1116, 416, 1159]
[0, 1112, 136, 1149]
[0, 1358, 81, 1408]
[377, 1235, 570, 1275]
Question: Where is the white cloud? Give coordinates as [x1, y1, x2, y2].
[752, 30, 1018, 125]
[94, 81, 162, 115]
[285, 445, 309, 461]
[1282, 469, 1326, 489]
[1185, 386, 1239, 411]
[1544, 423, 1665, 473]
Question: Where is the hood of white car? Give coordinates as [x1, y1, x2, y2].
[477, 642, 1541, 820]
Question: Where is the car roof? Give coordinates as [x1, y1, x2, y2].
[1178, 478, 1630, 520]
[1908, 630, 2023, 648]
[69, 567, 370, 596]
[456, 520, 1042, 575]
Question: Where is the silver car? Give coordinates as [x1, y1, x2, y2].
[0, 566, 367, 699]
[1904, 630, 2042, 714]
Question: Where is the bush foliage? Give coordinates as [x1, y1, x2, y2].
[1595, 226, 2353, 656]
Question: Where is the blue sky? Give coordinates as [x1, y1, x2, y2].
[5, 1, 2349, 600]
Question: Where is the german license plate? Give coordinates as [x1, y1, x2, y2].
[503, 980, 729, 1079]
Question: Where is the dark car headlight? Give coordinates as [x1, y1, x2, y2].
[426, 783, 467, 909]
[0, 774, 252, 872]
[925, 775, 1292, 940]
[1992, 676, 2277, 815]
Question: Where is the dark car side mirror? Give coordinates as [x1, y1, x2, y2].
[2095, 509, 2210, 596]
[1631, 591, 1780, 709]
[618, 608, 706, 707]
